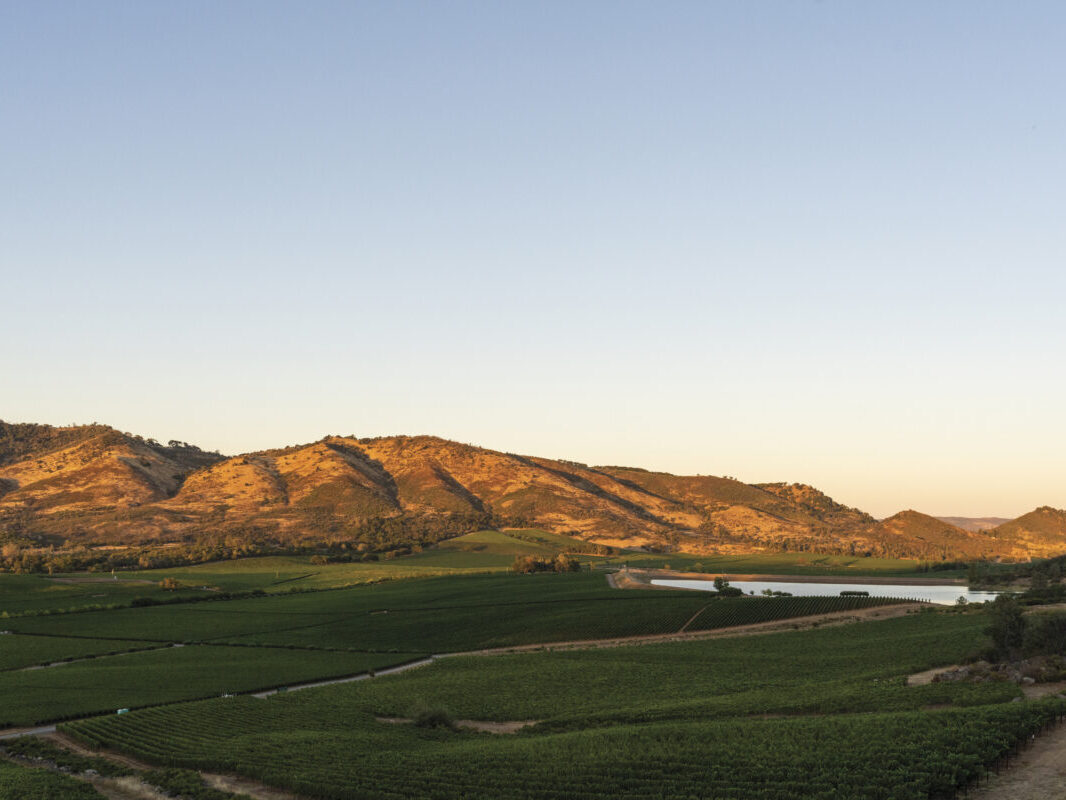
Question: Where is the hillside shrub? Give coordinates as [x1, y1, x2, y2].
[412, 706, 456, 730]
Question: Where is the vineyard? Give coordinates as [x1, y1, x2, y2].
[282, 613, 1016, 724]
[56, 611, 1048, 799]
[0, 569, 927, 736]
[2, 565, 1030, 799]
[64, 685, 1066, 799]
[684, 594, 902, 632]
[0, 645, 421, 728]
[0, 633, 153, 671]
[0, 760, 104, 799]
[4, 571, 909, 655]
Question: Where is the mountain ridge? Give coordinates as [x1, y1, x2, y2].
[1, 420, 1063, 561]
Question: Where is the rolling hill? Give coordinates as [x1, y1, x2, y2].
[989, 507, 1066, 557]
[854, 510, 1002, 561]
[0, 420, 1062, 561]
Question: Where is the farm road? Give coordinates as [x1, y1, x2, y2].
[47, 732, 306, 800]
[968, 722, 1066, 800]
[252, 656, 435, 697]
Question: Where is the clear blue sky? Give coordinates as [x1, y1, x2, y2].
[3, 2, 1064, 518]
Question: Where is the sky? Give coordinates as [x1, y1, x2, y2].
[2, 1, 1064, 519]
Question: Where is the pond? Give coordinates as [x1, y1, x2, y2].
[650, 579, 1000, 606]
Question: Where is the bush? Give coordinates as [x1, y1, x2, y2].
[412, 707, 456, 730]
[986, 595, 1026, 660]
[1024, 613, 1066, 657]
[511, 555, 581, 574]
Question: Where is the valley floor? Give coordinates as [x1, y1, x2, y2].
[0, 549, 1060, 799]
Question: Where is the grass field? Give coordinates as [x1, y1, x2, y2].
[0, 573, 213, 616]
[64, 611, 1052, 800]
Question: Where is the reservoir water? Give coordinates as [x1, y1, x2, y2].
[650, 579, 1000, 606]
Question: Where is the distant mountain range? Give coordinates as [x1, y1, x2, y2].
[934, 516, 1012, 532]
[1, 420, 1063, 561]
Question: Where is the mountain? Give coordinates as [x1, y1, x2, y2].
[0, 422, 221, 516]
[936, 516, 1012, 532]
[990, 507, 1066, 557]
[0, 420, 1060, 561]
[854, 510, 1002, 561]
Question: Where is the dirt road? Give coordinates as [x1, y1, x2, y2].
[968, 724, 1066, 800]
[448, 602, 925, 657]
[47, 733, 305, 800]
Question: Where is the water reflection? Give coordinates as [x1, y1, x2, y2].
[650, 579, 1000, 606]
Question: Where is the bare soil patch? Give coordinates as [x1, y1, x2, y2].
[1, 750, 170, 800]
[606, 570, 656, 590]
[87, 775, 173, 800]
[46, 732, 156, 773]
[47, 577, 156, 585]
[906, 665, 963, 686]
[46, 733, 306, 800]
[203, 772, 306, 799]
[376, 716, 538, 734]
[1023, 681, 1066, 700]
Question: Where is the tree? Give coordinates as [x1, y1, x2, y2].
[713, 576, 730, 592]
[986, 595, 1026, 660]
[553, 553, 580, 573]
[1050, 562, 1063, 583]
[1023, 612, 1066, 657]
[1032, 566, 1049, 591]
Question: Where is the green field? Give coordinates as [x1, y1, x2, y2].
[63, 612, 1056, 800]
[0, 570, 915, 731]
[0, 531, 938, 621]
[316, 613, 1014, 725]
[0, 760, 104, 799]
[0, 573, 214, 616]
[0, 633, 155, 671]
[5, 572, 905, 654]
[70, 705, 1065, 800]
[0, 538, 1023, 799]
[0, 644, 422, 728]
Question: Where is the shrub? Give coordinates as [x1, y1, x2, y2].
[511, 555, 581, 574]
[412, 707, 456, 730]
[986, 595, 1026, 660]
[1023, 612, 1066, 657]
